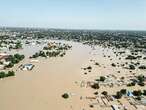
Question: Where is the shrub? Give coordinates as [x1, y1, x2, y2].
[133, 90, 142, 96]
[62, 93, 69, 99]
[138, 82, 145, 86]
[95, 62, 99, 65]
[5, 63, 14, 68]
[89, 105, 94, 108]
[102, 91, 108, 96]
[43, 46, 49, 50]
[15, 41, 22, 49]
[14, 54, 24, 60]
[125, 55, 137, 60]
[0, 71, 15, 78]
[100, 76, 106, 82]
[129, 65, 135, 70]
[6, 71, 15, 77]
[0, 71, 6, 78]
[120, 89, 127, 95]
[137, 75, 145, 83]
[115, 91, 122, 99]
[91, 83, 100, 89]
[136, 96, 141, 100]
[127, 82, 136, 87]
[111, 63, 116, 67]
[139, 65, 146, 69]
[94, 92, 98, 95]
[143, 90, 146, 96]
[87, 66, 92, 70]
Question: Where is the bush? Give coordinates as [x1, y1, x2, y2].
[133, 90, 142, 96]
[139, 65, 146, 69]
[0, 71, 15, 78]
[91, 83, 100, 89]
[125, 55, 137, 60]
[89, 105, 94, 108]
[94, 92, 98, 95]
[129, 65, 135, 70]
[87, 66, 92, 70]
[62, 93, 69, 99]
[143, 90, 146, 96]
[43, 46, 49, 50]
[127, 82, 136, 87]
[0, 71, 6, 78]
[138, 82, 145, 86]
[14, 54, 25, 60]
[120, 89, 127, 95]
[111, 63, 116, 67]
[136, 96, 141, 100]
[115, 91, 122, 99]
[137, 75, 145, 83]
[100, 76, 106, 82]
[5, 63, 14, 68]
[102, 91, 108, 96]
[15, 41, 22, 49]
[95, 62, 99, 65]
[6, 71, 15, 77]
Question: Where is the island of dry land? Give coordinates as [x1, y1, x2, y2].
[0, 28, 146, 110]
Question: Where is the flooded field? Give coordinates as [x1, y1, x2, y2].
[0, 40, 92, 110]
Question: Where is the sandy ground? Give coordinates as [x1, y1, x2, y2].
[0, 40, 146, 110]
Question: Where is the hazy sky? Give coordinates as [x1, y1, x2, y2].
[0, 0, 146, 30]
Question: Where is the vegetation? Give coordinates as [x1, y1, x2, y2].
[91, 83, 100, 89]
[31, 43, 71, 58]
[102, 91, 108, 96]
[137, 75, 145, 86]
[62, 93, 69, 99]
[5, 54, 25, 68]
[95, 62, 99, 65]
[137, 75, 145, 83]
[120, 89, 127, 95]
[125, 55, 137, 60]
[143, 90, 146, 96]
[111, 63, 116, 67]
[87, 66, 92, 70]
[15, 41, 22, 49]
[115, 91, 122, 99]
[0, 71, 15, 78]
[127, 82, 136, 87]
[100, 76, 106, 82]
[94, 91, 98, 95]
[115, 89, 127, 99]
[138, 65, 146, 69]
[129, 64, 135, 70]
[133, 90, 142, 96]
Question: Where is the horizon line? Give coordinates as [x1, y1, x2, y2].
[0, 26, 146, 32]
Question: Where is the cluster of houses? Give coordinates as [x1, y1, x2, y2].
[0, 52, 34, 71]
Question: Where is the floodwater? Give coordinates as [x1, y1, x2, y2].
[0, 40, 92, 110]
[1, 40, 146, 110]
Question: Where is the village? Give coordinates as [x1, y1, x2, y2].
[0, 28, 146, 110]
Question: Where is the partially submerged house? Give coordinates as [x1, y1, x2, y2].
[127, 91, 133, 97]
[21, 64, 34, 71]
